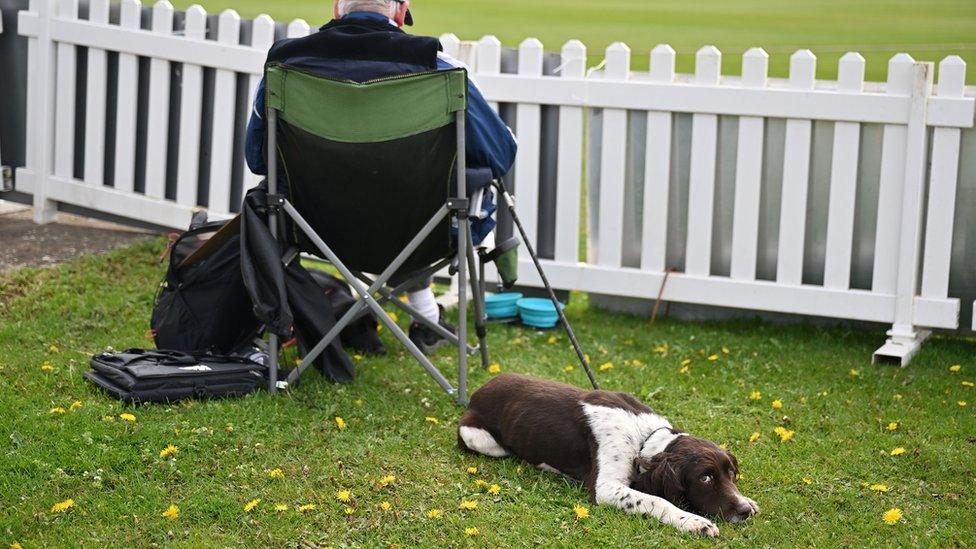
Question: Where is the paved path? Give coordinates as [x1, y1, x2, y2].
[0, 200, 156, 272]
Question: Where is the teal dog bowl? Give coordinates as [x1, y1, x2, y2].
[517, 298, 565, 328]
[485, 292, 523, 319]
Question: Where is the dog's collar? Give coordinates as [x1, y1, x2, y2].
[638, 426, 683, 463]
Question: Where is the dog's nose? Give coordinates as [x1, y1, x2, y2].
[728, 499, 758, 523]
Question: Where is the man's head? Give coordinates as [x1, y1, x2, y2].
[333, 0, 411, 28]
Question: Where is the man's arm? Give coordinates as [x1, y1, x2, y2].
[245, 77, 268, 176]
[437, 52, 517, 179]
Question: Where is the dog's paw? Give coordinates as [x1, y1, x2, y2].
[745, 497, 760, 516]
[677, 514, 720, 538]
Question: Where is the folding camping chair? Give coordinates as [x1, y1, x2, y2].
[262, 63, 492, 405]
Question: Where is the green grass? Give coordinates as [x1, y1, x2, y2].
[171, 0, 976, 83]
[1, 240, 975, 547]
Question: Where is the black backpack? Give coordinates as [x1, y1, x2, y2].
[151, 214, 262, 355]
[85, 349, 266, 403]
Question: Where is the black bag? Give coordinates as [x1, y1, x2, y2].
[84, 349, 266, 403]
[151, 215, 262, 355]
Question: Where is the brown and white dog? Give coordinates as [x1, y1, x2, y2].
[458, 374, 759, 537]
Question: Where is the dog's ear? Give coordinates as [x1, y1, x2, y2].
[634, 452, 684, 502]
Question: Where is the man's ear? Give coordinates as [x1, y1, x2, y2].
[333, 0, 341, 20]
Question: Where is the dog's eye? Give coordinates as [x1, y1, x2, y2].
[700, 474, 713, 484]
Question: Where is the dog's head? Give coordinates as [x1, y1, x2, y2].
[633, 436, 758, 523]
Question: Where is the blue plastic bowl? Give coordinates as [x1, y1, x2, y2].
[485, 292, 523, 319]
[517, 297, 565, 328]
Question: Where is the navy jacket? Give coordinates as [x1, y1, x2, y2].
[245, 12, 517, 180]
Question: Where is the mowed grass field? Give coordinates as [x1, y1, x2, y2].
[170, 0, 976, 83]
[1, 240, 975, 547]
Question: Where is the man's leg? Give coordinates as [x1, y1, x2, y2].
[398, 275, 455, 356]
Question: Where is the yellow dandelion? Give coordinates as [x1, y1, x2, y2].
[243, 499, 261, 513]
[41, 361, 54, 372]
[678, 365, 690, 374]
[680, 358, 692, 367]
[883, 508, 903, 525]
[426, 509, 443, 519]
[563, 365, 574, 373]
[459, 499, 478, 510]
[488, 484, 501, 495]
[949, 364, 961, 373]
[722, 347, 731, 354]
[958, 401, 968, 407]
[894, 394, 903, 400]
[749, 390, 762, 401]
[50, 498, 75, 513]
[353, 354, 364, 361]
[773, 426, 795, 442]
[488, 363, 502, 375]
[49, 407, 66, 415]
[869, 484, 889, 492]
[102, 415, 114, 422]
[886, 422, 898, 432]
[298, 503, 316, 513]
[119, 413, 136, 423]
[719, 443, 729, 450]
[466, 466, 478, 475]
[749, 432, 761, 443]
[890, 447, 906, 456]
[11, 542, 23, 549]
[159, 444, 179, 459]
[425, 416, 440, 425]
[379, 501, 392, 511]
[69, 401, 83, 411]
[771, 399, 783, 410]
[343, 506, 354, 515]
[336, 490, 352, 503]
[707, 354, 719, 361]
[547, 335, 558, 345]
[49, 344, 60, 353]
[962, 381, 974, 387]
[355, 399, 364, 407]
[599, 362, 614, 372]
[464, 527, 479, 537]
[573, 504, 590, 520]
[335, 416, 347, 430]
[388, 311, 399, 323]
[849, 369, 860, 378]
[474, 479, 488, 489]
[268, 468, 285, 479]
[802, 478, 812, 485]
[378, 474, 396, 488]
[162, 504, 180, 520]
[274, 503, 288, 512]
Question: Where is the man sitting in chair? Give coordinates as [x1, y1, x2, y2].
[245, 0, 517, 355]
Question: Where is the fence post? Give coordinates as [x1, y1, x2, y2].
[32, 0, 58, 224]
[873, 61, 934, 366]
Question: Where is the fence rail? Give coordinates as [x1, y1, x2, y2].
[15, 0, 976, 364]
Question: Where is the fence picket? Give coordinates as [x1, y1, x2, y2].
[113, 0, 141, 193]
[872, 54, 914, 294]
[640, 44, 675, 273]
[440, 33, 460, 59]
[82, 0, 108, 187]
[207, 9, 241, 214]
[144, 1, 174, 199]
[596, 42, 631, 268]
[175, 5, 206, 206]
[684, 46, 721, 276]
[476, 36, 501, 111]
[287, 18, 310, 38]
[920, 56, 967, 299]
[513, 38, 544, 254]
[553, 40, 586, 263]
[823, 52, 866, 289]
[243, 14, 276, 192]
[53, 0, 77, 180]
[776, 50, 817, 285]
[729, 47, 768, 280]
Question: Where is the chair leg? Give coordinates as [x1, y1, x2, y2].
[467, 234, 490, 370]
[456, 224, 469, 407]
[268, 332, 279, 393]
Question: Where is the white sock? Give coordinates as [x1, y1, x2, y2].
[408, 288, 440, 324]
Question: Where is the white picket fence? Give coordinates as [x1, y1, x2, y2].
[15, 0, 976, 364]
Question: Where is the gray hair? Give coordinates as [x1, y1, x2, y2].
[336, 0, 397, 18]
